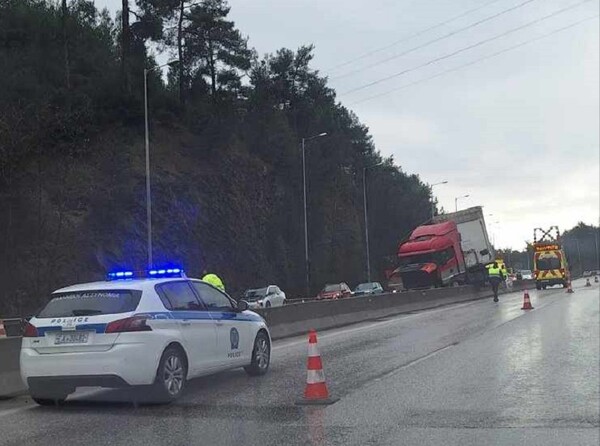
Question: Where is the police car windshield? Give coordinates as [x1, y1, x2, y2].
[244, 288, 268, 301]
[323, 284, 341, 292]
[356, 283, 375, 290]
[37, 290, 142, 318]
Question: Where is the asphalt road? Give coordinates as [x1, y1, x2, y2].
[1, 279, 598, 446]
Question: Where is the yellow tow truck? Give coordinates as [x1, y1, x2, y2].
[533, 226, 569, 290]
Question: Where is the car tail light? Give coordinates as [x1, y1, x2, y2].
[23, 322, 39, 337]
[105, 315, 152, 333]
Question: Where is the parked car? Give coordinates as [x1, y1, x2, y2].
[353, 282, 384, 296]
[243, 285, 286, 309]
[316, 283, 352, 300]
[519, 270, 533, 280]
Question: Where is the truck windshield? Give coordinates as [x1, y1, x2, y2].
[536, 257, 561, 270]
[399, 247, 455, 266]
[400, 253, 434, 266]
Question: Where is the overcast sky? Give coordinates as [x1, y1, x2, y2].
[96, 0, 599, 249]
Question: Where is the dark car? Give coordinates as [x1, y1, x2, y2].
[353, 282, 384, 296]
[316, 283, 352, 300]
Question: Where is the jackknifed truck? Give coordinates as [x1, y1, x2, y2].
[388, 206, 495, 291]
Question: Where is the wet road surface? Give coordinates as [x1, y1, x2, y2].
[1, 279, 598, 445]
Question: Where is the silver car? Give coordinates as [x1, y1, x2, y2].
[243, 285, 286, 309]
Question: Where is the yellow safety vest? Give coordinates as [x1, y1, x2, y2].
[202, 273, 225, 291]
[488, 267, 502, 277]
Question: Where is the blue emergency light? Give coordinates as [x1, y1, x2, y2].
[106, 265, 184, 281]
[107, 271, 134, 280]
[148, 267, 184, 277]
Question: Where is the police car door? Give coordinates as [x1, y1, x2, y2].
[190, 281, 252, 368]
[156, 281, 219, 375]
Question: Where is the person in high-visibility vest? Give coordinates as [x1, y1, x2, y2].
[202, 269, 225, 292]
[488, 262, 505, 302]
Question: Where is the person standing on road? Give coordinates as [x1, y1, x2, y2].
[488, 262, 505, 303]
[202, 269, 225, 292]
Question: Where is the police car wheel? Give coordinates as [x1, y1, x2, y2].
[244, 332, 270, 376]
[152, 346, 187, 403]
[32, 396, 67, 406]
[29, 383, 72, 406]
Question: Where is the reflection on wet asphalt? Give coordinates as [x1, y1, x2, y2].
[0, 279, 598, 446]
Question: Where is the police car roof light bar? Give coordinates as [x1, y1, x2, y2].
[147, 267, 185, 278]
[106, 266, 185, 281]
[107, 271, 135, 281]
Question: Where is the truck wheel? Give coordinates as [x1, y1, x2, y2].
[535, 282, 541, 290]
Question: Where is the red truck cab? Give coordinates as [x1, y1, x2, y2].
[397, 221, 466, 289]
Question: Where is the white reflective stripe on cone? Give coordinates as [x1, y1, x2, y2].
[306, 369, 326, 384]
[308, 343, 320, 357]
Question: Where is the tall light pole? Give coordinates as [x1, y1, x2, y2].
[489, 221, 500, 246]
[302, 132, 327, 296]
[454, 194, 470, 212]
[363, 162, 384, 282]
[594, 230, 599, 270]
[430, 180, 448, 219]
[575, 237, 582, 275]
[143, 60, 178, 269]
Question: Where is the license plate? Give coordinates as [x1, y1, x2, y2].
[54, 332, 89, 345]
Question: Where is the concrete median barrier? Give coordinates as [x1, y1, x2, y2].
[0, 337, 24, 398]
[259, 280, 536, 339]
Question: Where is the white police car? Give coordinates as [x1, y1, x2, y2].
[20, 268, 271, 405]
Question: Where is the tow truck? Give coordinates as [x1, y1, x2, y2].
[533, 226, 570, 290]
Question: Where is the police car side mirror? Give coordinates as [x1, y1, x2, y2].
[236, 300, 249, 312]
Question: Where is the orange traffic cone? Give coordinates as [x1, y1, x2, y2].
[296, 330, 339, 405]
[521, 290, 534, 310]
[566, 280, 574, 293]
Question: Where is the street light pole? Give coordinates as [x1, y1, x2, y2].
[302, 137, 308, 297]
[143, 60, 178, 269]
[455, 194, 470, 212]
[595, 230, 599, 270]
[363, 162, 384, 282]
[430, 180, 448, 220]
[301, 132, 327, 297]
[576, 237, 582, 275]
[143, 68, 152, 269]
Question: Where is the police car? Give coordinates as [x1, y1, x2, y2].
[20, 268, 271, 405]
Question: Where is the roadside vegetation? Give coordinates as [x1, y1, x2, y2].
[0, 0, 432, 315]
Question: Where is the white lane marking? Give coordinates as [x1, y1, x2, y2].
[0, 405, 32, 418]
[272, 300, 479, 351]
[372, 343, 456, 384]
[272, 285, 565, 353]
